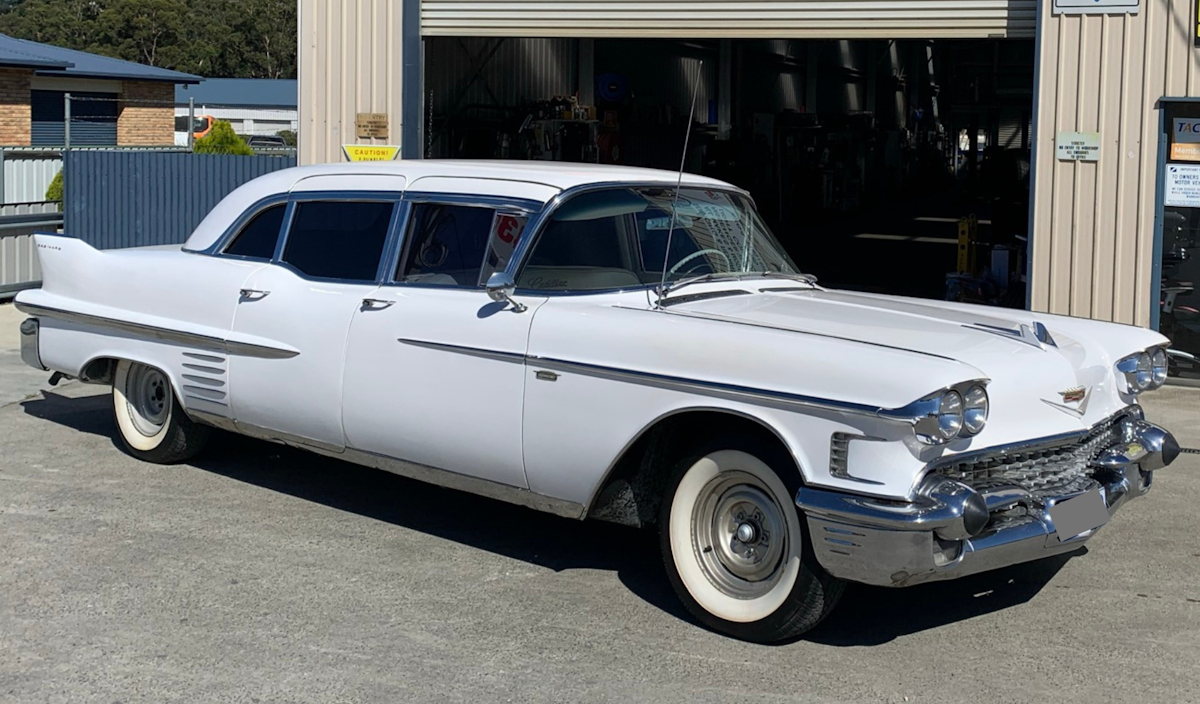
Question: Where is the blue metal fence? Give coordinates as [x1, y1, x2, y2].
[63, 150, 296, 249]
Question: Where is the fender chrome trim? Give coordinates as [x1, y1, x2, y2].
[14, 302, 299, 359]
[529, 355, 882, 417]
[397, 338, 525, 364]
[396, 337, 885, 417]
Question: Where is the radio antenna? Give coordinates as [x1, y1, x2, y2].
[656, 61, 704, 309]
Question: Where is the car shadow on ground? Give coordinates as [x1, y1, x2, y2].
[20, 389, 1081, 646]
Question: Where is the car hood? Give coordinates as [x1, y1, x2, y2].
[664, 288, 1046, 361]
[659, 287, 1144, 436]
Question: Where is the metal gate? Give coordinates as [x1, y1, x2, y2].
[62, 150, 296, 250]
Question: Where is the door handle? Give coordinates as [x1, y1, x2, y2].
[239, 288, 270, 300]
[361, 298, 395, 310]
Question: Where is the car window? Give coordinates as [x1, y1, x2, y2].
[397, 203, 497, 286]
[518, 190, 641, 292]
[223, 203, 287, 259]
[280, 201, 395, 281]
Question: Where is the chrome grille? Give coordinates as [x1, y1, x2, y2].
[932, 415, 1126, 498]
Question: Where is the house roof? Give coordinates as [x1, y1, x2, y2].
[0, 33, 201, 83]
[175, 79, 297, 108]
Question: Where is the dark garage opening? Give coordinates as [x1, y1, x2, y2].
[424, 37, 1035, 306]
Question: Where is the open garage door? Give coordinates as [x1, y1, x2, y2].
[421, 0, 1036, 39]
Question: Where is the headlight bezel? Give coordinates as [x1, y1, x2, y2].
[882, 380, 989, 446]
[1117, 346, 1170, 394]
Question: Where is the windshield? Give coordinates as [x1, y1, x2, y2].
[516, 186, 799, 292]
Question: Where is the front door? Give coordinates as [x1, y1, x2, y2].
[341, 201, 542, 487]
[228, 198, 400, 449]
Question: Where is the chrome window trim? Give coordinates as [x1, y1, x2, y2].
[272, 192, 404, 285]
[194, 193, 291, 257]
[386, 194, 537, 291]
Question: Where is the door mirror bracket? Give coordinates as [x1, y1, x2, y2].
[485, 272, 527, 312]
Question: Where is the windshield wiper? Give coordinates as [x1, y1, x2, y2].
[657, 271, 748, 299]
[657, 270, 819, 302]
[757, 271, 819, 286]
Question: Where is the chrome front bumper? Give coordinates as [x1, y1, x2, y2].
[19, 317, 45, 371]
[796, 419, 1179, 587]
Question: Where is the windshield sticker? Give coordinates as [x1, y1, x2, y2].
[645, 215, 694, 230]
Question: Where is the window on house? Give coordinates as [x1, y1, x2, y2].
[31, 90, 118, 146]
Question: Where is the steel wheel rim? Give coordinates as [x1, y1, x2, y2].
[691, 470, 788, 599]
[126, 365, 169, 436]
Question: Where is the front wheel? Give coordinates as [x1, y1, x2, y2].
[660, 444, 844, 643]
[112, 360, 209, 463]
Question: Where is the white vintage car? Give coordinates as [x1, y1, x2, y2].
[15, 161, 1180, 642]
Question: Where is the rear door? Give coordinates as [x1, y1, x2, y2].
[226, 176, 405, 449]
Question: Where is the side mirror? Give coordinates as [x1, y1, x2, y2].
[484, 272, 527, 312]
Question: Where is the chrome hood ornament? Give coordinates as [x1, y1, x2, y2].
[967, 321, 1057, 350]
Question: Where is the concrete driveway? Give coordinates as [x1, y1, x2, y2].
[1, 302, 1198, 703]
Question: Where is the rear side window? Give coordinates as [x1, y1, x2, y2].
[396, 203, 497, 286]
[281, 201, 395, 281]
[224, 204, 286, 259]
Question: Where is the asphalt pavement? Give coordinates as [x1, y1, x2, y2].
[1, 301, 1198, 703]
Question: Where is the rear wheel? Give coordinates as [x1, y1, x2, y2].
[660, 440, 844, 643]
[112, 360, 209, 463]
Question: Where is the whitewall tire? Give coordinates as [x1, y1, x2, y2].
[112, 360, 209, 463]
[660, 441, 844, 643]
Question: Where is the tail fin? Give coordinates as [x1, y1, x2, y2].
[25, 234, 104, 300]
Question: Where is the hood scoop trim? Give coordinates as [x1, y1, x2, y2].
[966, 322, 1057, 350]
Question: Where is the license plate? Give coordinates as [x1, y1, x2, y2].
[1049, 488, 1110, 541]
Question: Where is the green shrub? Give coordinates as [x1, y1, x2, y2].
[193, 120, 254, 156]
[45, 169, 63, 210]
[276, 129, 297, 146]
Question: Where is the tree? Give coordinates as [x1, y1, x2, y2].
[192, 120, 253, 155]
[0, 0, 298, 78]
[45, 169, 63, 210]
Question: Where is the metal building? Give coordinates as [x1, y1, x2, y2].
[298, 0, 1200, 379]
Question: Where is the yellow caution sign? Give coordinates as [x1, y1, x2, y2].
[342, 145, 400, 162]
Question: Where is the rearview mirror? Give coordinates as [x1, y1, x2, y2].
[485, 272, 526, 312]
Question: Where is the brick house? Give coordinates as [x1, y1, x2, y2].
[0, 33, 201, 147]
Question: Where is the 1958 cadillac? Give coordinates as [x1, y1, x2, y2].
[15, 161, 1181, 643]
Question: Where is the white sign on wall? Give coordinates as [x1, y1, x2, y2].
[1053, 0, 1139, 14]
[1056, 132, 1101, 162]
[1165, 164, 1200, 208]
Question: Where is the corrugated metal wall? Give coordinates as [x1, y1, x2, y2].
[63, 152, 295, 249]
[421, 0, 1037, 39]
[0, 202, 61, 294]
[1029, 0, 1199, 327]
[299, 0, 405, 165]
[426, 38, 578, 117]
[2, 153, 62, 204]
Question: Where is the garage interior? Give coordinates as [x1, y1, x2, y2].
[423, 37, 1034, 304]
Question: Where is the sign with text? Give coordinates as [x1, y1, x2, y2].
[1053, 0, 1139, 13]
[342, 145, 400, 162]
[355, 112, 389, 139]
[1165, 164, 1200, 207]
[1171, 117, 1200, 161]
[1056, 131, 1101, 161]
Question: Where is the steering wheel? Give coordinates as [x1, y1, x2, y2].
[667, 249, 732, 278]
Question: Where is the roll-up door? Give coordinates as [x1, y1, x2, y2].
[421, 0, 1037, 39]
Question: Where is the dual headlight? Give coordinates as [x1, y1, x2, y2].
[886, 383, 989, 446]
[1116, 347, 1169, 394]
